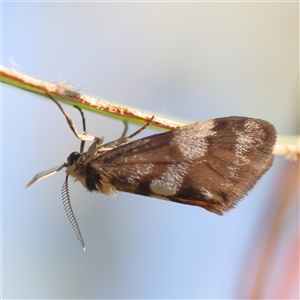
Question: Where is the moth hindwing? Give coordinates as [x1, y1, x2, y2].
[27, 97, 276, 250]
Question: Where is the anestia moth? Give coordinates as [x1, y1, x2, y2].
[27, 97, 276, 250]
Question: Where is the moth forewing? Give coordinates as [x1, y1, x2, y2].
[69, 117, 276, 215]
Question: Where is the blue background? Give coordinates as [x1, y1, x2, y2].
[2, 2, 299, 299]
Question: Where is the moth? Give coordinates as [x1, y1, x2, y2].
[27, 96, 277, 250]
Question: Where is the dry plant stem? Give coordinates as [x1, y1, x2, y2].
[273, 137, 300, 161]
[0, 65, 183, 130]
[1, 65, 299, 160]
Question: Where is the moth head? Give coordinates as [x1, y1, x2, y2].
[68, 151, 82, 165]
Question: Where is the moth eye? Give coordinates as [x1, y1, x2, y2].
[68, 151, 81, 164]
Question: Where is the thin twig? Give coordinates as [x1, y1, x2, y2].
[0, 65, 183, 130]
[1, 65, 299, 160]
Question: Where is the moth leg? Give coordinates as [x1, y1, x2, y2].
[100, 115, 155, 150]
[73, 106, 87, 153]
[120, 121, 128, 139]
[124, 115, 155, 142]
[47, 94, 96, 142]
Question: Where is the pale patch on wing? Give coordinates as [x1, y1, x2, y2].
[230, 119, 266, 178]
[173, 120, 216, 161]
[201, 187, 214, 200]
[125, 163, 155, 185]
[150, 163, 189, 196]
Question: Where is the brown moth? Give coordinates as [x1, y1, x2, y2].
[27, 97, 276, 250]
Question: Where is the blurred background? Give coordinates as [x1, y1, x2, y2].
[2, 2, 299, 299]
